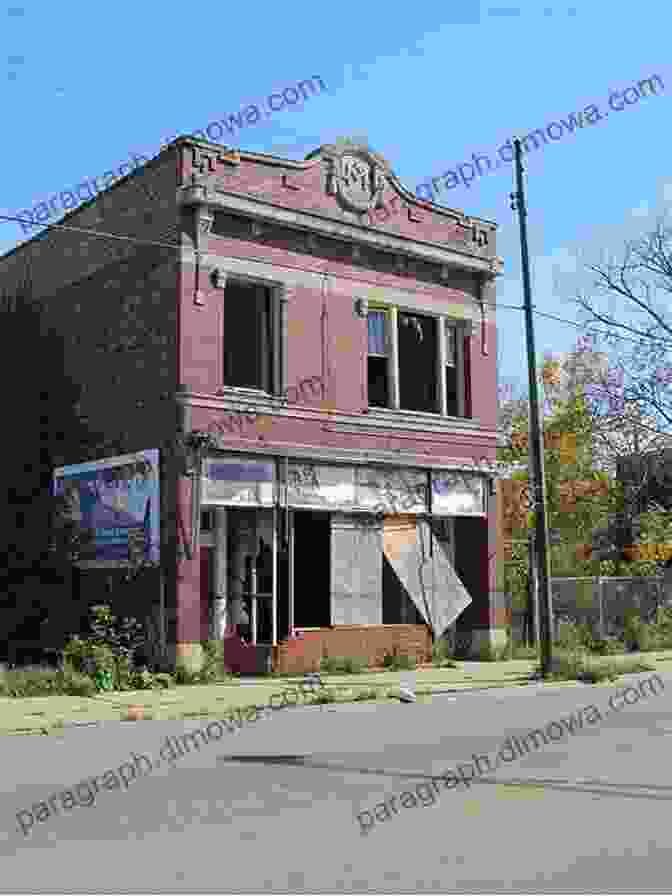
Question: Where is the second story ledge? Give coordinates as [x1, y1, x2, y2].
[179, 186, 501, 277]
[175, 388, 498, 442]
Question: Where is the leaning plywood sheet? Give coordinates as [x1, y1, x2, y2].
[383, 517, 472, 637]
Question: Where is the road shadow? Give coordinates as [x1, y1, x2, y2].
[218, 755, 672, 801]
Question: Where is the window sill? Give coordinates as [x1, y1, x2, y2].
[214, 386, 290, 409]
[365, 406, 473, 425]
[216, 386, 275, 400]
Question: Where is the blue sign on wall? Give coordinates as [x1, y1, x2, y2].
[53, 449, 160, 566]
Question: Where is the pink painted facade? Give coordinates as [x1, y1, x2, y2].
[173, 137, 505, 671]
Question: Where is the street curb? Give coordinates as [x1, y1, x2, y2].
[0, 684, 521, 735]
[48, 720, 103, 729]
[0, 672, 651, 736]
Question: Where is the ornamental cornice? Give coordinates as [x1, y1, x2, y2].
[178, 186, 497, 276]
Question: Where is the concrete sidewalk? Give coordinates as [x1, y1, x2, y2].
[2, 652, 671, 736]
[0, 661, 533, 736]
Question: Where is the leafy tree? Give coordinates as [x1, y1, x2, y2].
[498, 393, 617, 575]
[499, 381, 672, 595]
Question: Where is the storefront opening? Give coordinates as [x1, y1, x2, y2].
[293, 510, 331, 628]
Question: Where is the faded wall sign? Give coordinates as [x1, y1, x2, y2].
[53, 449, 160, 567]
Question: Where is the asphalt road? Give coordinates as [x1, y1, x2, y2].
[1, 672, 671, 893]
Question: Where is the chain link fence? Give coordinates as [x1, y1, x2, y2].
[510, 576, 668, 642]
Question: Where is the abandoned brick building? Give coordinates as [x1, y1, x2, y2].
[0, 136, 504, 673]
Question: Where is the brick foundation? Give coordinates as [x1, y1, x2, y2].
[272, 624, 432, 675]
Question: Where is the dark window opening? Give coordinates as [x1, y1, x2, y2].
[223, 281, 273, 391]
[368, 357, 388, 407]
[398, 312, 437, 413]
[445, 323, 459, 416]
[445, 369, 458, 416]
[453, 516, 482, 633]
[293, 511, 330, 627]
[382, 555, 425, 624]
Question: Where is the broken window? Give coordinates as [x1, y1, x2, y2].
[398, 312, 437, 413]
[366, 305, 467, 417]
[223, 281, 274, 391]
[445, 321, 459, 416]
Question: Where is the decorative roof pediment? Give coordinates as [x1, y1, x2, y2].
[306, 142, 391, 215]
[177, 136, 501, 274]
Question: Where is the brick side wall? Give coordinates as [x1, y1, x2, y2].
[0, 150, 181, 462]
[0, 149, 183, 641]
[273, 624, 432, 675]
[2, 151, 179, 300]
[39, 252, 179, 460]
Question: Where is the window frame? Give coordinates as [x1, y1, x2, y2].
[367, 303, 467, 418]
[220, 274, 287, 398]
[442, 318, 466, 418]
[366, 306, 391, 409]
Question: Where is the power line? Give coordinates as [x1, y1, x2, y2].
[0, 213, 182, 253]
[528, 307, 672, 350]
[2, 212, 672, 351]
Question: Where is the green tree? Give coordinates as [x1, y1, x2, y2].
[499, 384, 672, 585]
[498, 392, 618, 578]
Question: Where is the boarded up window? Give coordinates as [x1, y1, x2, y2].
[382, 517, 471, 637]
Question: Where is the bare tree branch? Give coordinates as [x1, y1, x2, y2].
[561, 218, 672, 434]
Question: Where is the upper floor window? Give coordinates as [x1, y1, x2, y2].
[445, 320, 460, 417]
[367, 305, 467, 417]
[367, 310, 389, 408]
[223, 281, 275, 392]
[398, 311, 437, 413]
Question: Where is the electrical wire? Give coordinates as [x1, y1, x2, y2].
[1, 212, 672, 351]
[527, 307, 672, 350]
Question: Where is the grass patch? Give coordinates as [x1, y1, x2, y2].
[352, 687, 381, 702]
[320, 656, 369, 675]
[310, 689, 339, 704]
[6, 727, 49, 736]
[542, 650, 656, 683]
[179, 709, 215, 719]
[475, 644, 511, 662]
[510, 645, 539, 660]
[382, 650, 417, 671]
[432, 639, 457, 668]
[0, 666, 98, 698]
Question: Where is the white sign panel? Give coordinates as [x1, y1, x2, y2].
[286, 463, 356, 509]
[202, 457, 275, 506]
[356, 467, 427, 514]
[432, 472, 485, 516]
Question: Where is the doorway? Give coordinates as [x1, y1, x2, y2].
[292, 510, 331, 628]
[226, 508, 275, 644]
[208, 506, 332, 644]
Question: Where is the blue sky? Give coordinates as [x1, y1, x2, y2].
[1, 0, 670, 396]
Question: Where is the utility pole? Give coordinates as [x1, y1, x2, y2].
[511, 138, 553, 676]
[528, 530, 540, 647]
